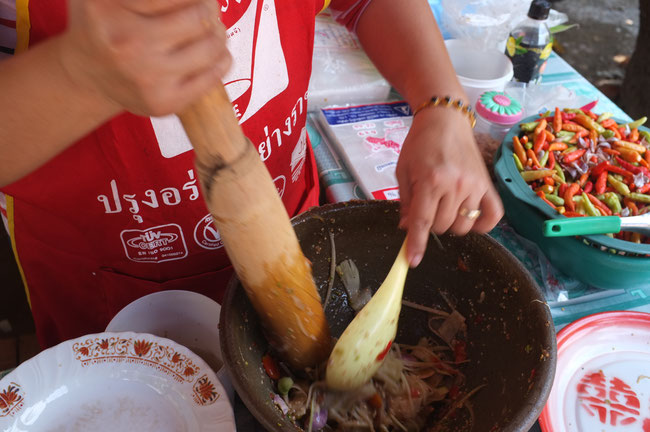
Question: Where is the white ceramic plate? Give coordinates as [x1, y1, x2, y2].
[105, 290, 234, 406]
[0, 331, 235, 432]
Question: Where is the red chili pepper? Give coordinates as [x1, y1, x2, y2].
[619, 126, 627, 137]
[534, 130, 547, 153]
[553, 107, 563, 133]
[536, 190, 556, 210]
[615, 156, 644, 175]
[578, 172, 589, 187]
[595, 171, 608, 194]
[629, 128, 640, 142]
[543, 176, 555, 186]
[534, 118, 548, 136]
[624, 198, 639, 216]
[521, 135, 529, 145]
[579, 100, 598, 112]
[600, 118, 617, 129]
[562, 112, 577, 121]
[527, 148, 541, 168]
[591, 161, 610, 178]
[638, 183, 650, 194]
[368, 393, 383, 410]
[548, 150, 556, 170]
[548, 142, 568, 152]
[558, 182, 568, 197]
[585, 110, 598, 120]
[453, 339, 467, 363]
[583, 181, 593, 194]
[564, 183, 580, 212]
[602, 147, 621, 156]
[376, 340, 392, 362]
[563, 211, 586, 217]
[262, 354, 281, 380]
[563, 149, 586, 164]
[586, 193, 612, 216]
[569, 129, 589, 144]
[606, 164, 634, 179]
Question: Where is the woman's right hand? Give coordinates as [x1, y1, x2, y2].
[60, 0, 231, 117]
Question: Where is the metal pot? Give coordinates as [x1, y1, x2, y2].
[220, 200, 556, 431]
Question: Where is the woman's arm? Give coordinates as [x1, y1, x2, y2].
[0, 0, 230, 188]
[355, 0, 504, 266]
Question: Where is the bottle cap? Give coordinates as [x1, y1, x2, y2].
[475, 91, 523, 126]
[528, 0, 551, 20]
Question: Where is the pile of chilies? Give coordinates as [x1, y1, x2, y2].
[513, 102, 650, 243]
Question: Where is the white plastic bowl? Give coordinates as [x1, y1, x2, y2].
[106, 290, 234, 406]
[444, 39, 514, 108]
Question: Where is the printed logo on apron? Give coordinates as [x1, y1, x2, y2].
[151, 0, 288, 159]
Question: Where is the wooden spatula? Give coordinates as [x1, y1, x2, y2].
[178, 85, 331, 369]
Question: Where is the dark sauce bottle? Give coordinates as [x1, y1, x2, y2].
[505, 0, 553, 84]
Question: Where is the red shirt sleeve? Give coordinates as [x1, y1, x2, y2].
[327, 0, 373, 32]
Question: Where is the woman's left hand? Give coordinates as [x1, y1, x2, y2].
[396, 106, 504, 267]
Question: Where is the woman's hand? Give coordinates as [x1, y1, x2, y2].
[396, 107, 504, 267]
[59, 0, 231, 116]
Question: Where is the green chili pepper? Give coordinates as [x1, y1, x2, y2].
[565, 108, 586, 116]
[554, 164, 566, 182]
[520, 121, 539, 132]
[602, 130, 616, 139]
[541, 110, 552, 118]
[513, 153, 524, 171]
[521, 169, 556, 182]
[538, 184, 554, 195]
[555, 131, 575, 143]
[525, 140, 533, 150]
[278, 377, 294, 396]
[607, 174, 630, 196]
[545, 194, 565, 206]
[539, 150, 550, 167]
[597, 112, 614, 123]
[582, 194, 601, 217]
[562, 145, 578, 154]
[628, 192, 650, 204]
[552, 173, 565, 185]
[640, 130, 650, 142]
[626, 116, 648, 129]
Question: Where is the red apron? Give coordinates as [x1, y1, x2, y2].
[2, 0, 342, 348]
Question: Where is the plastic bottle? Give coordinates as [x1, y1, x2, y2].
[473, 91, 523, 174]
[505, 0, 553, 84]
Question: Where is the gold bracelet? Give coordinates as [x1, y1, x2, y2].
[412, 96, 476, 129]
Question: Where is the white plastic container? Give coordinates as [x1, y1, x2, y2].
[444, 39, 514, 108]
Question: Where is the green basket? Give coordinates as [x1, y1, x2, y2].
[494, 115, 650, 290]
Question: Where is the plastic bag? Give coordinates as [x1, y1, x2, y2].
[307, 12, 391, 112]
[440, 0, 569, 51]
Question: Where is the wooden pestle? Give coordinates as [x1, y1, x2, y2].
[178, 85, 331, 369]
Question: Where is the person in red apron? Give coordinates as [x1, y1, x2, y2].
[0, 0, 503, 349]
